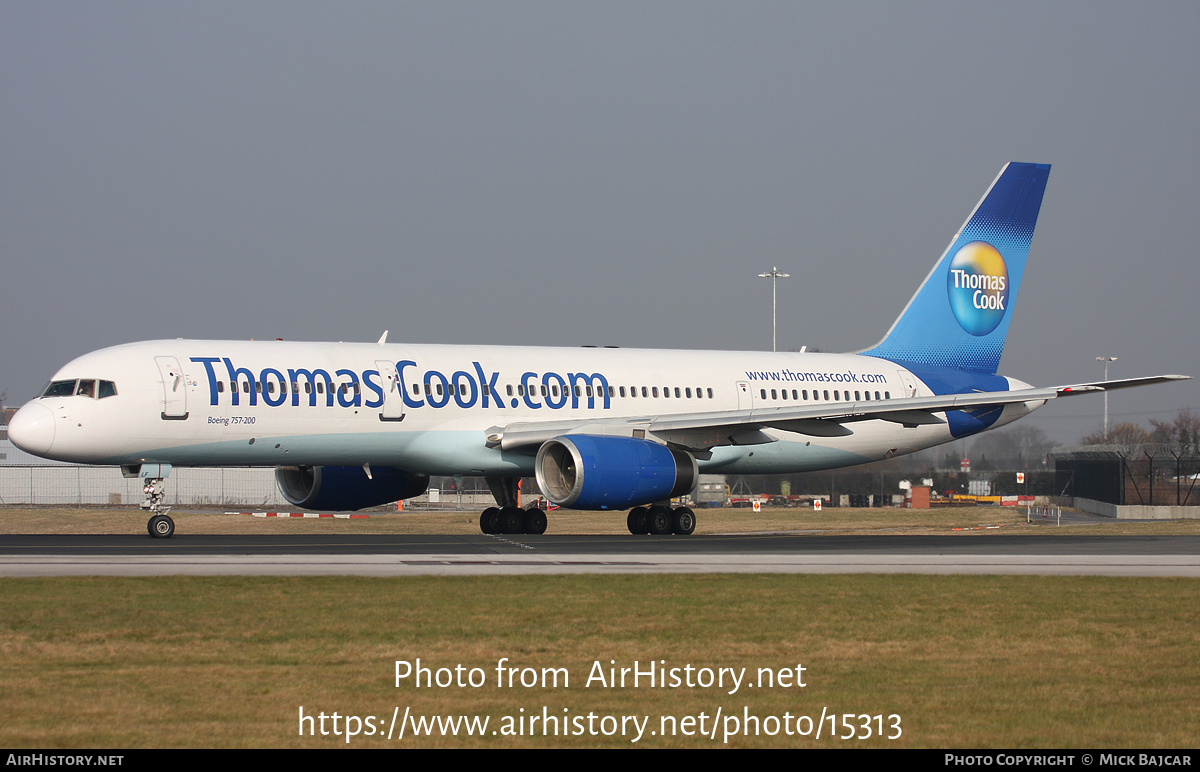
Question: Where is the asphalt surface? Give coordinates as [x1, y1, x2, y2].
[2, 533, 1198, 576]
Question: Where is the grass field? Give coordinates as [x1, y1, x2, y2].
[1, 574, 1198, 748]
[3, 504, 1200, 536]
[1, 506, 1198, 748]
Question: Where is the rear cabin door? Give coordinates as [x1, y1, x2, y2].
[155, 356, 189, 420]
[375, 360, 405, 421]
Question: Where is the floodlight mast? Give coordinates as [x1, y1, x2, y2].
[758, 267, 790, 352]
[1097, 356, 1117, 439]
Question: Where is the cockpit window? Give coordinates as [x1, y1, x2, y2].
[42, 380, 77, 397]
[41, 379, 118, 399]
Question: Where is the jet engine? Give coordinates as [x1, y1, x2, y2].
[534, 435, 697, 510]
[275, 465, 429, 511]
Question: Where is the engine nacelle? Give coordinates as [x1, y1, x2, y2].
[535, 435, 698, 510]
[275, 465, 429, 511]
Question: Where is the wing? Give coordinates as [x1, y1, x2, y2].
[485, 375, 1189, 454]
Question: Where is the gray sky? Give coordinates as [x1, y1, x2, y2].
[2, 2, 1197, 443]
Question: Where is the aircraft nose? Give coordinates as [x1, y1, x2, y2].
[8, 402, 55, 456]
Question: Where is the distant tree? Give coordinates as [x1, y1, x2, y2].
[1081, 422, 1151, 446]
[969, 426, 1053, 468]
[1150, 409, 1200, 449]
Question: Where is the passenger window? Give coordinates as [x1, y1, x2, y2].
[437, 384, 443, 396]
[885, 391, 890, 399]
[780, 389, 787, 400]
[854, 391, 860, 400]
[316, 382, 323, 394]
[586, 386, 593, 397]
[268, 382, 276, 394]
[518, 384, 525, 397]
[760, 389, 767, 399]
[424, 383, 431, 396]
[823, 390, 829, 400]
[641, 387, 648, 397]
[707, 388, 713, 398]
[803, 390, 808, 400]
[244, 381, 251, 394]
[674, 387, 680, 398]
[98, 381, 117, 399]
[620, 386, 626, 398]
[608, 386, 614, 397]
[653, 387, 659, 398]
[686, 388, 692, 398]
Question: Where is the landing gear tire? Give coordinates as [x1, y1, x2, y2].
[672, 506, 696, 535]
[480, 507, 501, 534]
[627, 507, 649, 535]
[147, 514, 175, 539]
[523, 507, 547, 535]
[500, 507, 524, 534]
[647, 505, 673, 535]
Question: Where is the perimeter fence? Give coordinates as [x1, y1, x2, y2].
[0, 465, 502, 510]
[0, 465, 289, 508]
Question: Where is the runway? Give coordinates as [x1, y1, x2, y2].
[2, 533, 1199, 576]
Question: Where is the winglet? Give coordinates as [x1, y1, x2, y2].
[377, 330, 388, 346]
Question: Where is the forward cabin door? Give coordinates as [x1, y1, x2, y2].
[376, 360, 405, 422]
[736, 381, 752, 409]
[155, 356, 189, 420]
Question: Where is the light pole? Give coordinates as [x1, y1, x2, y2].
[1097, 356, 1117, 439]
[758, 267, 790, 352]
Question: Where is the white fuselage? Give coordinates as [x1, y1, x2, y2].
[13, 338, 1037, 477]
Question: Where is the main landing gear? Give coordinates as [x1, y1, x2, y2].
[479, 506, 548, 535]
[479, 476, 547, 535]
[140, 478, 175, 538]
[627, 505, 696, 536]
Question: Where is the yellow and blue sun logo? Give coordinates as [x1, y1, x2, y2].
[946, 241, 1009, 336]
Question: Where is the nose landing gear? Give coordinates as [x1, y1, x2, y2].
[140, 478, 175, 538]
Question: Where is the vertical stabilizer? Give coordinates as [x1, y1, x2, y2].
[860, 162, 1050, 374]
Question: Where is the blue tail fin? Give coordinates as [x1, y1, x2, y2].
[860, 162, 1051, 374]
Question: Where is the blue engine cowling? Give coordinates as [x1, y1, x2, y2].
[275, 465, 430, 511]
[534, 435, 698, 510]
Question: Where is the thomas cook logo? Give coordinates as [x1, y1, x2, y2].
[946, 241, 1008, 336]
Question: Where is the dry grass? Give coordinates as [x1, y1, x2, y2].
[1, 575, 1197, 748]
[2, 505, 1199, 537]
[3, 506, 1197, 747]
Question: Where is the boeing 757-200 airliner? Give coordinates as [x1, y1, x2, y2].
[7, 163, 1188, 537]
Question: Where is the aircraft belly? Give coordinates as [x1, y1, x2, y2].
[396, 430, 534, 477]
